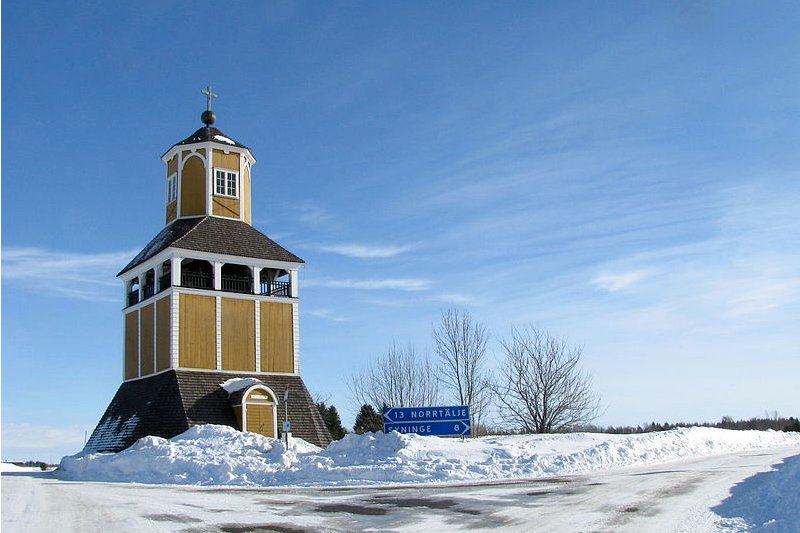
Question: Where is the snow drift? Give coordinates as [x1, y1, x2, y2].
[58, 425, 800, 487]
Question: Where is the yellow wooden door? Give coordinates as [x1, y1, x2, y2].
[245, 402, 275, 438]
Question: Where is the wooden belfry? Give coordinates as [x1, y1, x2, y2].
[85, 90, 331, 452]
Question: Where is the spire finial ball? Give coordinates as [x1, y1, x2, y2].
[201, 110, 216, 126]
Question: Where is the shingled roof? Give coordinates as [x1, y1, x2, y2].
[164, 125, 250, 155]
[119, 216, 303, 276]
[85, 370, 332, 453]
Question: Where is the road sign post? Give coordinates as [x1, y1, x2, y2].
[383, 405, 471, 437]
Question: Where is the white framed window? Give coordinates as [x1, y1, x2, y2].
[166, 173, 177, 203]
[215, 169, 239, 198]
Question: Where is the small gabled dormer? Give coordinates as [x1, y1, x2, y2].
[161, 87, 255, 225]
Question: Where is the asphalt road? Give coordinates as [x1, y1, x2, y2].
[3, 447, 797, 532]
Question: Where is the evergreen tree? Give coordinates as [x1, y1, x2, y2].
[316, 402, 346, 440]
[353, 404, 384, 433]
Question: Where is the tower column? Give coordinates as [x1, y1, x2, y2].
[138, 273, 145, 301]
[290, 269, 299, 298]
[251, 266, 260, 295]
[155, 263, 163, 292]
[171, 256, 182, 287]
[213, 262, 223, 291]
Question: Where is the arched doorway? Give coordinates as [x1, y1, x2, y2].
[235, 384, 278, 438]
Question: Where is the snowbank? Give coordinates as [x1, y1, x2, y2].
[57, 425, 800, 487]
[712, 453, 800, 531]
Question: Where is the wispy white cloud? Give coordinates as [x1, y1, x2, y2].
[434, 293, 479, 306]
[2, 247, 137, 302]
[592, 269, 655, 293]
[305, 308, 349, 322]
[296, 204, 334, 227]
[316, 242, 413, 259]
[587, 184, 800, 322]
[306, 278, 431, 291]
[2, 423, 87, 449]
[705, 262, 800, 318]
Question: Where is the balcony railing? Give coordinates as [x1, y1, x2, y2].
[181, 271, 212, 290]
[261, 280, 290, 297]
[127, 291, 140, 307]
[129, 270, 293, 298]
[143, 285, 155, 300]
[221, 274, 252, 294]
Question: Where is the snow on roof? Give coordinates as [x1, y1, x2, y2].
[220, 377, 263, 395]
[213, 134, 236, 145]
[58, 425, 800, 488]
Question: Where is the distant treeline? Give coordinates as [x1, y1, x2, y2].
[11, 460, 50, 470]
[576, 415, 800, 434]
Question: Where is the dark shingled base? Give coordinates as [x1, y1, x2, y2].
[85, 370, 332, 453]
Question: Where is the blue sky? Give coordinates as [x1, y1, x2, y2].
[3, 2, 799, 461]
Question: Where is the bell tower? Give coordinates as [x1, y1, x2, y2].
[85, 89, 332, 452]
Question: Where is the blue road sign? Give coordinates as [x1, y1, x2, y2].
[383, 405, 471, 436]
[383, 405, 470, 424]
[384, 420, 471, 436]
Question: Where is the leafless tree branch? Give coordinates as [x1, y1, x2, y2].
[348, 342, 440, 410]
[433, 309, 492, 433]
[492, 326, 601, 433]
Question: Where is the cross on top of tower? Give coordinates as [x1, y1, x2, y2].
[200, 85, 218, 126]
[201, 85, 217, 111]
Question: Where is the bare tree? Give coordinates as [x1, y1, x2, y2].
[493, 326, 601, 433]
[348, 342, 439, 410]
[433, 309, 491, 433]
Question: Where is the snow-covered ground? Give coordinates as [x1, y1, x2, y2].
[3, 446, 798, 532]
[57, 424, 800, 488]
[0, 462, 45, 473]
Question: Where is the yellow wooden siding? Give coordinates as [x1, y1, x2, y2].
[179, 294, 216, 369]
[156, 296, 170, 371]
[243, 165, 251, 224]
[167, 155, 178, 176]
[165, 201, 177, 224]
[260, 302, 294, 373]
[124, 311, 139, 379]
[245, 403, 275, 438]
[140, 304, 155, 375]
[180, 156, 206, 216]
[213, 149, 240, 171]
[212, 195, 240, 218]
[221, 298, 255, 371]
